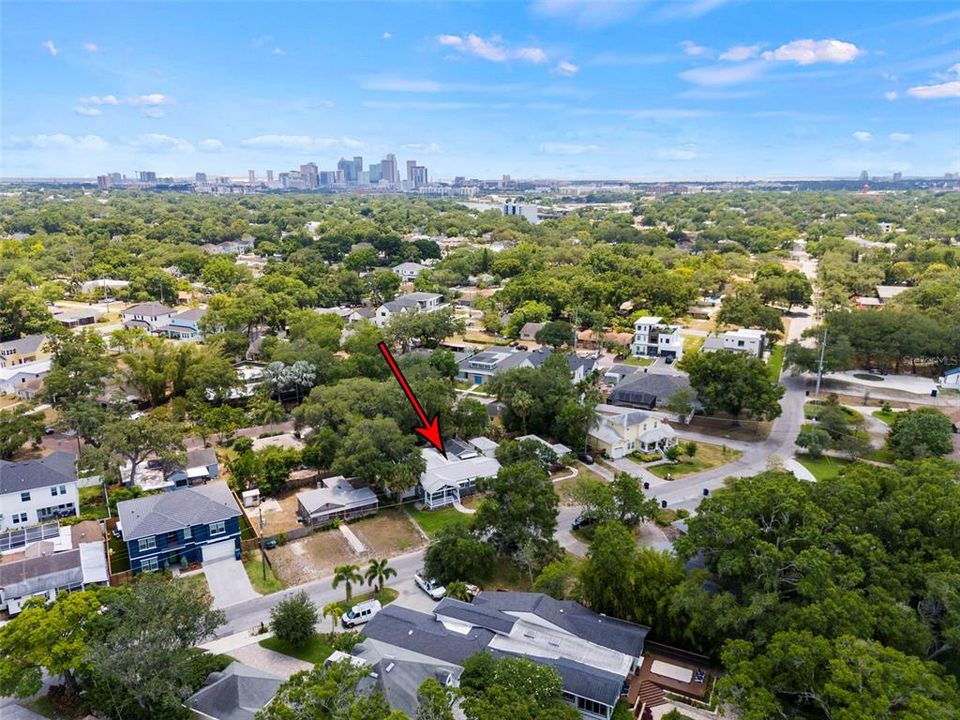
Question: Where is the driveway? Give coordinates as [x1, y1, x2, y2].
[229, 642, 311, 678]
[203, 559, 259, 609]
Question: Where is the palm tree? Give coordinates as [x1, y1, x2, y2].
[581, 386, 603, 455]
[322, 601, 343, 633]
[512, 389, 534, 435]
[332, 563, 362, 603]
[364, 558, 397, 594]
[445, 581, 472, 602]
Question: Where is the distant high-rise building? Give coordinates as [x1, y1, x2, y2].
[139, 171, 157, 182]
[454, 176, 466, 186]
[266, 169, 274, 182]
[406, 160, 417, 182]
[338, 157, 358, 183]
[859, 170, 869, 182]
[96, 175, 112, 189]
[109, 172, 122, 183]
[320, 170, 344, 186]
[300, 163, 319, 188]
[353, 156, 363, 181]
[369, 162, 382, 183]
[195, 172, 208, 183]
[248, 170, 256, 183]
[381, 154, 399, 183]
[892, 171, 902, 182]
[410, 165, 428, 187]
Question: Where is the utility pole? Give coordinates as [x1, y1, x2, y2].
[815, 327, 828, 396]
[259, 506, 266, 582]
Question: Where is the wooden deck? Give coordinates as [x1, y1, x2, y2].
[625, 651, 713, 717]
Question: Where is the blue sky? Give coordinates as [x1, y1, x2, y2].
[3, 1, 959, 179]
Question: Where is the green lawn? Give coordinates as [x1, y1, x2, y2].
[619, 356, 654, 367]
[108, 534, 130, 573]
[648, 442, 742, 479]
[328, 587, 399, 615]
[406, 505, 469, 538]
[259, 634, 335, 665]
[804, 402, 863, 423]
[796, 455, 852, 481]
[863, 447, 898, 464]
[767, 343, 785, 381]
[684, 334, 706, 355]
[180, 572, 211, 600]
[78, 484, 108, 520]
[872, 409, 900, 425]
[243, 549, 285, 594]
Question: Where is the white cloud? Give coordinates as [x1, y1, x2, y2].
[140, 107, 166, 119]
[437, 33, 548, 64]
[762, 39, 862, 65]
[42, 40, 59, 56]
[8, 134, 107, 151]
[127, 93, 174, 106]
[74, 106, 101, 116]
[719, 44, 761, 62]
[272, 47, 286, 55]
[885, 91, 898, 101]
[907, 65, 960, 99]
[79, 95, 118, 105]
[539, 142, 599, 155]
[82, 42, 98, 52]
[198, 138, 225, 152]
[554, 60, 579, 75]
[128, 134, 194, 153]
[240, 135, 364, 150]
[401, 142, 442, 154]
[889, 132, 912, 142]
[853, 131, 873, 142]
[657, 146, 699, 160]
[681, 41, 710, 58]
[382, 32, 392, 40]
[680, 60, 767, 86]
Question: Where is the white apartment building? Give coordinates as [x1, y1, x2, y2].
[0, 453, 79, 531]
[631, 317, 684, 360]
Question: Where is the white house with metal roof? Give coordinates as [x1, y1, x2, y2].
[296, 475, 379, 527]
[122, 302, 176, 331]
[418, 447, 500, 509]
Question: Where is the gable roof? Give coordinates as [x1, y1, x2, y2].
[123, 302, 174, 316]
[363, 604, 495, 665]
[0, 452, 76, 495]
[297, 476, 378, 515]
[0, 547, 83, 599]
[186, 662, 282, 720]
[117, 481, 240, 541]
[0, 334, 49, 357]
[608, 374, 692, 410]
[419, 451, 501, 494]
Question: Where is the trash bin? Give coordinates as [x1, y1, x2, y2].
[931, 389, 938, 397]
[643, 481, 650, 490]
[703, 488, 710, 497]
[661, 500, 668, 509]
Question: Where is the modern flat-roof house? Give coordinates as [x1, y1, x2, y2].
[0, 452, 79, 531]
[0, 334, 51, 369]
[419, 447, 501, 509]
[185, 661, 283, 720]
[939, 367, 960, 390]
[702, 328, 766, 358]
[117, 481, 241, 573]
[296, 476, 379, 527]
[392, 262, 427, 282]
[632, 317, 684, 360]
[588, 404, 677, 459]
[122, 302, 176, 332]
[154, 308, 207, 341]
[361, 592, 650, 719]
[374, 292, 443, 328]
[457, 347, 533, 386]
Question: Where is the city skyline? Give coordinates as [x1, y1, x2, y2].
[3, 1, 960, 179]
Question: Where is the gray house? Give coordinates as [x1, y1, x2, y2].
[185, 661, 283, 720]
[296, 476, 379, 527]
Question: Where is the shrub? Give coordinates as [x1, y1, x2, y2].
[269, 591, 318, 648]
[233, 437, 253, 454]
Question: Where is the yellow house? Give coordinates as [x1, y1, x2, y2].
[0, 335, 51, 369]
[588, 404, 678, 459]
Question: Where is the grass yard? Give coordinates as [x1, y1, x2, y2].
[243, 549, 285, 594]
[872, 409, 900, 425]
[108, 533, 130, 573]
[351, 509, 425, 556]
[78, 484, 108, 519]
[684, 334, 706, 355]
[259, 634, 335, 665]
[804, 402, 864, 422]
[648, 442, 742, 479]
[406, 505, 470, 539]
[767, 343, 785, 381]
[796, 455, 852, 481]
[329, 587, 399, 615]
[619, 355, 654, 367]
[553, 468, 609, 505]
[179, 572, 212, 601]
[863, 447, 898, 464]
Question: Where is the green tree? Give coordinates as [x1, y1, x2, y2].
[579, 521, 637, 621]
[535, 320, 575, 349]
[322, 602, 343, 633]
[796, 426, 831, 459]
[417, 678, 456, 720]
[0, 406, 45, 459]
[270, 591, 319, 648]
[888, 408, 954, 459]
[473, 460, 558, 554]
[664, 386, 698, 420]
[444, 581, 473, 602]
[332, 417, 425, 497]
[460, 655, 579, 720]
[0, 279, 54, 340]
[254, 445, 301, 495]
[424, 523, 496, 585]
[332, 564, 363, 603]
[100, 415, 186, 487]
[365, 557, 397, 593]
[679, 350, 785, 423]
[533, 555, 579, 600]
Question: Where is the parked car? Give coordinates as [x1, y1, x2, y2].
[578, 453, 595, 465]
[665, 356, 675, 365]
[572, 513, 598, 531]
[342, 599, 382, 628]
[415, 571, 446, 600]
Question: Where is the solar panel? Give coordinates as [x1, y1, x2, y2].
[0, 521, 60, 552]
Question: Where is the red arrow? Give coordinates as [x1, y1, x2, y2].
[378, 341, 446, 458]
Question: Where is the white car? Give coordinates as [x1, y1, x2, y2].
[415, 571, 446, 600]
[341, 599, 381, 628]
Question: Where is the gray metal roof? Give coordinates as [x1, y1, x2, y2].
[435, 598, 518, 635]
[0, 547, 83, 598]
[187, 447, 218, 469]
[123, 302, 173, 316]
[117, 481, 240, 541]
[297, 476, 378, 515]
[186, 661, 282, 720]
[0, 452, 76, 495]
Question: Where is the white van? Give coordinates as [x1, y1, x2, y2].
[341, 599, 382, 628]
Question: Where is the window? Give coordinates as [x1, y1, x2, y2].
[141, 557, 159, 572]
[12, 512, 28, 524]
[138, 536, 156, 552]
[51, 486, 59, 496]
[60, 485, 66, 495]
[183, 526, 192, 540]
[209, 520, 225, 535]
[20, 491, 30, 502]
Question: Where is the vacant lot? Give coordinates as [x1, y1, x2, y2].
[649, 442, 742, 479]
[351, 509, 424, 556]
[255, 492, 304, 535]
[267, 530, 355, 586]
[407, 505, 470, 538]
[796, 455, 852, 481]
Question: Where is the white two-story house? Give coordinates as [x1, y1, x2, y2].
[632, 317, 684, 360]
[0, 452, 79, 531]
[702, 328, 766, 358]
[374, 292, 442, 328]
[122, 302, 176, 332]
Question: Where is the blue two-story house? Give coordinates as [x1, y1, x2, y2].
[117, 481, 242, 574]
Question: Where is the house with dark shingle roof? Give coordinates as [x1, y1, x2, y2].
[117, 480, 241, 573]
[0, 452, 78, 531]
[361, 592, 650, 720]
[121, 302, 175, 331]
[185, 661, 283, 720]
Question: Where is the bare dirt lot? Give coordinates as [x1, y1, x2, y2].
[351, 509, 425, 557]
[266, 530, 356, 586]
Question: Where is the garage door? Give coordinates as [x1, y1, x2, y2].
[202, 539, 236, 564]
